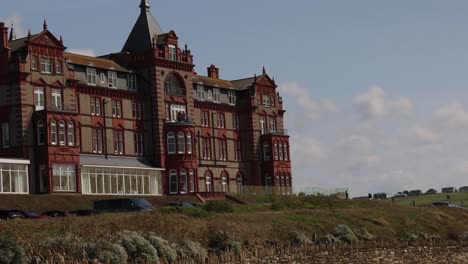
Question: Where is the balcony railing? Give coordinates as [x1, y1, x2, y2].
[45, 102, 78, 113]
[263, 129, 288, 136]
[165, 87, 186, 96]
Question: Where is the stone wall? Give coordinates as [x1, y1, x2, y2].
[181, 241, 468, 264]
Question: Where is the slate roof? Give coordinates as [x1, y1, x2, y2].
[64, 52, 130, 72]
[80, 155, 163, 170]
[122, 0, 163, 52]
[231, 76, 257, 90]
[8, 36, 29, 51]
[193, 75, 235, 90]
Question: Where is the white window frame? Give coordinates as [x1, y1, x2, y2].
[197, 86, 205, 100]
[86, 67, 97, 85]
[263, 94, 270, 107]
[31, 56, 38, 70]
[270, 118, 276, 133]
[132, 103, 142, 120]
[52, 164, 76, 192]
[50, 120, 57, 145]
[34, 87, 44, 111]
[40, 58, 52, 74]
[108, 71, 117, 88]
[128, 73, 137, 91]
[59, 121, 66, 146]
[169, 169, 178, 194]
[67, 122, 75, 146]
[170, 104, 186, 122]
[260, 117, 266, 135]
[213, 88, 220, 103]
[189, 169, 195, 193]
[168, 44, 177, 61]
[177, 132, 185, 154]
[134, 132, 144, 156]
[112, 100, 122, 118]
[167, 132, 176, 154]
[180, 169, 188, 194]
[114, 130, 124, 155]
[51, 89, 62, 110]
[2, 122, 9, 148]
[228, 90, 236, 105]
[91, 97, 101, 116]
[92, 128, 103, 153]
[56, 59, 63, 74]
[186, 133, 192, 154]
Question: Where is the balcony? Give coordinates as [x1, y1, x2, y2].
[165, 87, 186, 96]
[42, 102, 78, 114]
[264, 129, 288, 136]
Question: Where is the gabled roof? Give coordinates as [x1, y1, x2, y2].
[193, 75, 235, 90]
[122, 0, 163, 52]
[8, 36, 29, 51]
[231, 74, 277, 90]
[64, 52, 130, 72]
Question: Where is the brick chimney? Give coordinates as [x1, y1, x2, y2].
[0, 22, 9, 49]
[207, 64, 219, 79]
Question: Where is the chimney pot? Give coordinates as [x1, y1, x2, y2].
[207, 64, 219, 79]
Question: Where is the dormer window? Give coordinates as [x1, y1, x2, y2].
[128, 74, 137, 91]
[197, 86, 206, 100]
[213, 88, 220, 103]
[168, 44, 177, 61]
[40, 58, 53, 74]
[228, 91, 236, 105]
[108, 71, 117, 88]
[86, 67, 96, 85]
[32, 56, 38, 70]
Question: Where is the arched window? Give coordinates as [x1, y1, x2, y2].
[169, 170, 178, 194]
[59, 121, 66, 146]
[177, 131, 185, 154]
[167, 132, 176, 154]
[37, 120, 45, 145]
[67, 121, 75, 146]
[204, 171, 212, 192]
[279, 143, 284, 161]
[188, 169, 195, 192]
[186, 132, 192, 154]
[221, 171, 228, 192]
[274, 142, 278, 160]
[164, 74, 185, 95]
[236, 172, 243, 194]
[50, 119, 57, 145]
[180, 169, 187, 193]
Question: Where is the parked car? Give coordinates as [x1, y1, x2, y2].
[93, 198, 154, 212]
[432, 201, 465, 209]
[0, 210, 25, 220]
[167, 202, 195, 208]
[23, 211, 49, 219]
[70, 210, 99, 217]
[42, 210, 71, 217]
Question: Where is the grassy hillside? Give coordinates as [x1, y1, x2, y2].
[1, 195, 468, 247]
[383, 192, 468, 206]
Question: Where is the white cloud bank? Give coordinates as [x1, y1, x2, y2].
[0, 14, 26, 38]
[353, 85, 414, 120]
[279, 82, 337, 120]
[432, 101, 468, 128]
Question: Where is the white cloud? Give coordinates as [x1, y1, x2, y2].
[406, 125, 441, 144]
[432, 101, 468, 127]
[0, 14, 26, 38]
[337, 135, 372, 154]
[279, 82, 337, 120]
[353, 85, 414, 120]
[290, 134, 327, 167]
[67, 48, 96, 57]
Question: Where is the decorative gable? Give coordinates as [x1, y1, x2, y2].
[29, 31, 65, 50]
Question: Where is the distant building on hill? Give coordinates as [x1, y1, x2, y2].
[442, 187, 456, 193]
[425, 188, 437, 195]
[373, 193, 387, 200]
[0, 0, 292, 196]
[409, 190, 422, 196]
[458, 186, 468, 193]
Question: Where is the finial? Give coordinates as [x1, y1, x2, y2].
[272, 77, 275, 83]
[43, 19, 48, 31]
[9, 21, 16, 41]
[59, 35, 63, 44]
[185, 44, 188, 52]
[254, 74, 257, 84]
[140, 0, 150, 10]
[262, 66, 266, 75]
[28, 29, 31, 39]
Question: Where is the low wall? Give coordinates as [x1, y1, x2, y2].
[197, 241, 468, 264]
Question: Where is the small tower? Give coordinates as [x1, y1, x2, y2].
[9, 21, 16, 41]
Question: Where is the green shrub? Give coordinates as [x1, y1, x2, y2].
[0, 237, 26, 264]
[208, 230, 241, 252]
[114, 231, 158, 262]
[43, 234, 86, 260]
[320, 234, 341, 244]
[407, 231, 430, 241]
[204, 200, 234, 213]
[145, 233, 178, 262]
[333, 224, 358, 243]
[355, 227, 375, 241]
[85, 240, 128, 264]
[290, 231, 312, 245]
[179, 240, 207, 262]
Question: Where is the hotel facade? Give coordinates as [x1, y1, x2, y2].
[0, 1, 291, 196]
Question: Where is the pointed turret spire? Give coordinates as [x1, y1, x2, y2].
[123, 0, 163, 52]
[43, 19, 48, 31]
[9, 21, 16, 41]
[262, 66, 266, 75]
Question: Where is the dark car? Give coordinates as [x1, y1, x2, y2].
[432, 201, 465, 209]
[42, 210, 71, 217]
[0, 210, 25, 220]
[93, 198, 154, 212]
[23, 211, 49, 219]
[167, 202, 195, 208]
[70, 210, 99, 217]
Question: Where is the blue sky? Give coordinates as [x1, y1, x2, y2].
[3, 1, 468, 196]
